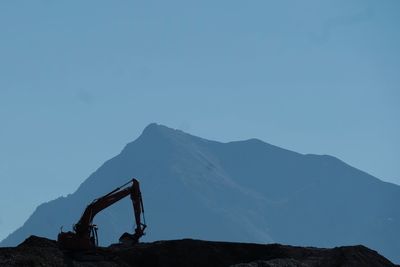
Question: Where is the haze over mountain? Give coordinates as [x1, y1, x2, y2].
[1, 123, 399, 263]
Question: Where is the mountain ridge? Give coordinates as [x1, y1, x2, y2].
[2, 123, 399, 263]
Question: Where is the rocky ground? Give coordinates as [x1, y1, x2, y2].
[0, 236, 397, 267]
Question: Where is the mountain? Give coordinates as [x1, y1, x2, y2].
[1, 123, 399, 263]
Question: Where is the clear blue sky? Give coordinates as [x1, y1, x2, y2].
[0, 0, 399, 241]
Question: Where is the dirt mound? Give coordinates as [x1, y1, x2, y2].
[0, 236, 397, 267]
[17, 235, 57, 248]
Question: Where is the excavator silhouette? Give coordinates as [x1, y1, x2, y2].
[57, 178, 146, 250]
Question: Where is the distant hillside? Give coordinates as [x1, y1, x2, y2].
[1, 123, 399, 263]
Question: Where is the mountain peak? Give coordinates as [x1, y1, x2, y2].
[143, 122, 167, 132]
[141, 123, 183, 136]
[125, 123, 200, 151]
[139, 123, 189, 141]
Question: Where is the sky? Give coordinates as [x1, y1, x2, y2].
[0, 0, 399, 242]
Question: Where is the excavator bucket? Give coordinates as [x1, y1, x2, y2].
[119, 225, 146, 245]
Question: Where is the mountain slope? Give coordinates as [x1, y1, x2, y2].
[2, 123, 399, 263]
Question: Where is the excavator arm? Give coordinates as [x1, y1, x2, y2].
[57, 178, 146, 250]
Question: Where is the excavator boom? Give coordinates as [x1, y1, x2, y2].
[57, 178, 146, 250]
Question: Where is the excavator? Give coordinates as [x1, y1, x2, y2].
[57, 178, 146, 250]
